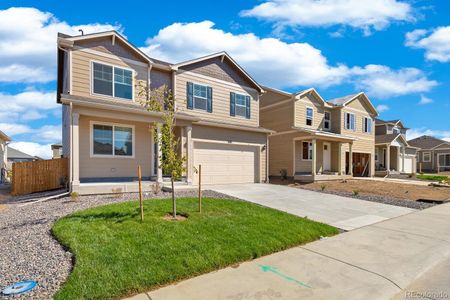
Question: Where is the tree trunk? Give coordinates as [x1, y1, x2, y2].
[171, 176, 176, 218]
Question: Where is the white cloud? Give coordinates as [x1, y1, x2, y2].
[21, 110, 47, 121]
[142, 21, 436, 97]
[405, 26, 450, 62]
[0, 123, 32, 135]
[408, 128, 450, 142]
[8, 141, 53, 159]
[0, 7, 120, 83]
[418, 95, 433, 105]
[36, 125, 61, 142]
[376, 104, 390, 113]
[351, 65, 438, 98]
[241, 0, 414, 36]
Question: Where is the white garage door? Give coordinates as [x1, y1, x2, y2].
[193, 142, 259, 185]
[401, 155, 414, 174]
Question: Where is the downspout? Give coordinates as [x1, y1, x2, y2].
[69, 102, 73, 193]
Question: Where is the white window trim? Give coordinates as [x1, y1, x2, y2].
[301, 141, 313, 161]
[422, 151, 431, 162]
[90, 60, 135, 101]
[437, 153, 450, 167]
[306, 107, 314, 126]
[192, 82, 209, 112]
[90, 121, 135, 159]
[234, 92, 248, 118]
[323, 111, 331, 130]
[363, 116, 372, 134]
[345, 112, 356, 131]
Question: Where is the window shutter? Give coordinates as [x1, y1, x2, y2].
[230, 92, 236, 116]
[245, 95, 251, 119]
[186, 82, 193, 109]
[207, 86, 213, 113]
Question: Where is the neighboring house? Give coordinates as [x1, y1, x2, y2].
[57, 31, 271, 194]
[408, 135, 450, 173]
[7, 147, 37, 169]
[51, 144, 63, 159]
[260, 88, 378, 182]
[374, 119, 417, 175]
[0, 130, 11, 183]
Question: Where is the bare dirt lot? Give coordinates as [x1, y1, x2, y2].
[298, 180, 450, 202]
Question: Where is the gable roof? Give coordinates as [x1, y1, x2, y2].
[7, 147, 35, 160]
[375, 118, 408, 129]
[58, 31, 171, 70]
[326, 92, 378, 115]
[0, 130, 11, 142]
[171, 51, 263, 93]
[376, 133, 408, 146]
[408, 135, 450, 150]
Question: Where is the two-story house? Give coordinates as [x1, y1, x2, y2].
[57, 31, 271, 194]
[408, 135, 450, 173]
[260, 87, 378, 182]
[374, 119, 417, 175]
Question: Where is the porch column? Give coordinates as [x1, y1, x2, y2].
[71, 112, 80, 185]
[338, 142, 343, 175]
[311, 139, 317, 175]
[386, 145, 391, 173]
[156, 123, 163, 183]
[402, 146, 405, 173]
[348, 142, 353, 175]
[185, 126, 193, 184]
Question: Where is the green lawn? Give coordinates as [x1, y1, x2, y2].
[52, 197, 338, 300]
[416, 174, 449, 182]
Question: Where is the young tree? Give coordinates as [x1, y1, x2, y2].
[138, 83, 186, 218]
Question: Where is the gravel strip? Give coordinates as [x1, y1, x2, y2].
[0, 190, 233, 299]
[295, 186, 436, 210]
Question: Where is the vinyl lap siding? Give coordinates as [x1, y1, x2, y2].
[260, 100, 294, 132]
[175, 71, 259, 127]
[295, 94, 328, 130]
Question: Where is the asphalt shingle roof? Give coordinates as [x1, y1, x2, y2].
[375, 134, 400, 144]
[7, 147, 35, 160]
[407, 135, 449, 150]
[327, 93, 359, 106]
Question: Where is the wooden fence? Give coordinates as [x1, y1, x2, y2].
[12, 158, 68, 196]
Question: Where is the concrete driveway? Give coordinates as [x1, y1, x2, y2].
[209, 183, 414, 230]
[128, 203, 450, 300]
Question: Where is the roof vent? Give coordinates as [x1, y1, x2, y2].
[78, 29, 84, 36]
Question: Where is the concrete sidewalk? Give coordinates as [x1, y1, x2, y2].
[127, 203, 450, 300]
[210, 183, 414, 230]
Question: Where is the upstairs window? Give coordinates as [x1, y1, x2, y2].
[186, 82, 212, 112]
[324, 111, 331, 130]
[306, 107, 313, 126]
[230, 92, 250, 119]
[363, 117, 372, 133]
[345, 112, 355, 130]
[92, 62, 133, 100]
[193, 83, 208, 110]
[235, 93, 248, 118]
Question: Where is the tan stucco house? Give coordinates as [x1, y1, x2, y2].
[0, 130, 11, 183]
[57, 31, 271, 194]
[260, 88, 378, 182]
[374, 119, 418, 175]
[408, 135, 450, 173]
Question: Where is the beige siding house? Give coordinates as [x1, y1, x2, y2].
[261, 88, 378, 182]
[374, 119, 418, 175]
[0, 130, 11, 183]
[408, 135, 450, 173]
[57, 31, 271, 194]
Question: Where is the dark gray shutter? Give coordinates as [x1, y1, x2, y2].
[230, 92, 236, 116]
[186, 82, 193, 109]
[245, 96, 251, 119]
[207, 86, 212, 113]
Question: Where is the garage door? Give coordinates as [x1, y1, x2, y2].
[193, 142, 259, 185]
[401, 154, 415, 174]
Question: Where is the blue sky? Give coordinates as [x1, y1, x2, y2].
[0, 0, 449, 158]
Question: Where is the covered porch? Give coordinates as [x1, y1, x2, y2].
[292, 129, 356, 182]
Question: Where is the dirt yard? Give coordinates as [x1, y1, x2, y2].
[297, 180, 450, 201]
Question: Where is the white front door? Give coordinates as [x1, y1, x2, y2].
[323, 142, 331, 171]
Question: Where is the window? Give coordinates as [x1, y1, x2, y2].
[345, 112, 355, 130]
[324, 111, 331, 130]
[193, 83, 208, 110]
[363, 117, 372, 133]
[423, 152, 431, 162]
[306, 107, 313, 126]
[392, 126, 400, 134]
[92, 123, 133, 157]
[92, 62, 133, 100]
[235, 93, 247, 117]
[302, 142, 313, 160]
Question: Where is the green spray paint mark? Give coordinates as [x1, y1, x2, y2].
[258, 264, 312, 289]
